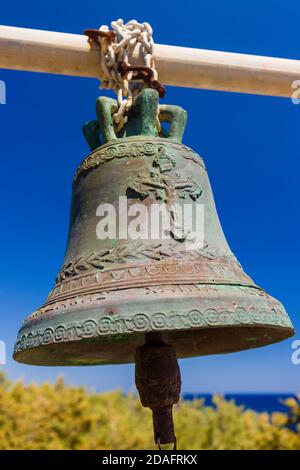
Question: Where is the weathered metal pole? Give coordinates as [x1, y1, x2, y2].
[1, 25, 300, 98]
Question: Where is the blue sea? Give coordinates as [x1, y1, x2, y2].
[183, 394, 295, 414]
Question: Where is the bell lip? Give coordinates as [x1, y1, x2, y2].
[13, 324, 295, 367]
[13, 282, 295, 367]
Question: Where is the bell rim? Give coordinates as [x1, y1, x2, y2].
[13, 324, 295, 367]
[13, 283, 295, 366]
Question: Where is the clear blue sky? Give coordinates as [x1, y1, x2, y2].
[1, 0, 300, 393]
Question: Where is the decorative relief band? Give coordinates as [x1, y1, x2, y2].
[56, 243, 242, 283]
[14, 306, 293, 354]
[73, 139, 204, 182]
[27, 283, 267, 323]
[49, 259, 252, 311]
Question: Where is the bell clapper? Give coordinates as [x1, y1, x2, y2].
[135, 332, 181, 448]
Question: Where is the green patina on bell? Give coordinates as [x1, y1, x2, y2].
[14, 89, 294, 367]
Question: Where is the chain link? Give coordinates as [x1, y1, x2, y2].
[86, 19, 162, 133]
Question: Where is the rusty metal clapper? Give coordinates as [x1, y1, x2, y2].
[14, 89, 294, 448]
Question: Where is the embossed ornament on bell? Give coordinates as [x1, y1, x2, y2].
[14, 89, 294, 366]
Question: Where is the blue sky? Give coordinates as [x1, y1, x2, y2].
[0, 0, 300, 393]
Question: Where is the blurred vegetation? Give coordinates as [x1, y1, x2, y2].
[0, 372, 299, 450]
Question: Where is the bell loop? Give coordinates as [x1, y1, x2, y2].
[83, 89, 187, 147]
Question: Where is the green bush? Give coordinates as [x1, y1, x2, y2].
[0, 372, 299, 450]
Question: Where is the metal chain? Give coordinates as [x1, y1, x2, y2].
[85, 19, 163, 133]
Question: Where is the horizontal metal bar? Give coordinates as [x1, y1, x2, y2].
[0, 25, 300, 97]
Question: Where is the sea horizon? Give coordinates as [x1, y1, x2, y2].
[183, 393, 298, 414]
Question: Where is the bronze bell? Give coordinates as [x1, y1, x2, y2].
[14, 89, 294, 446]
